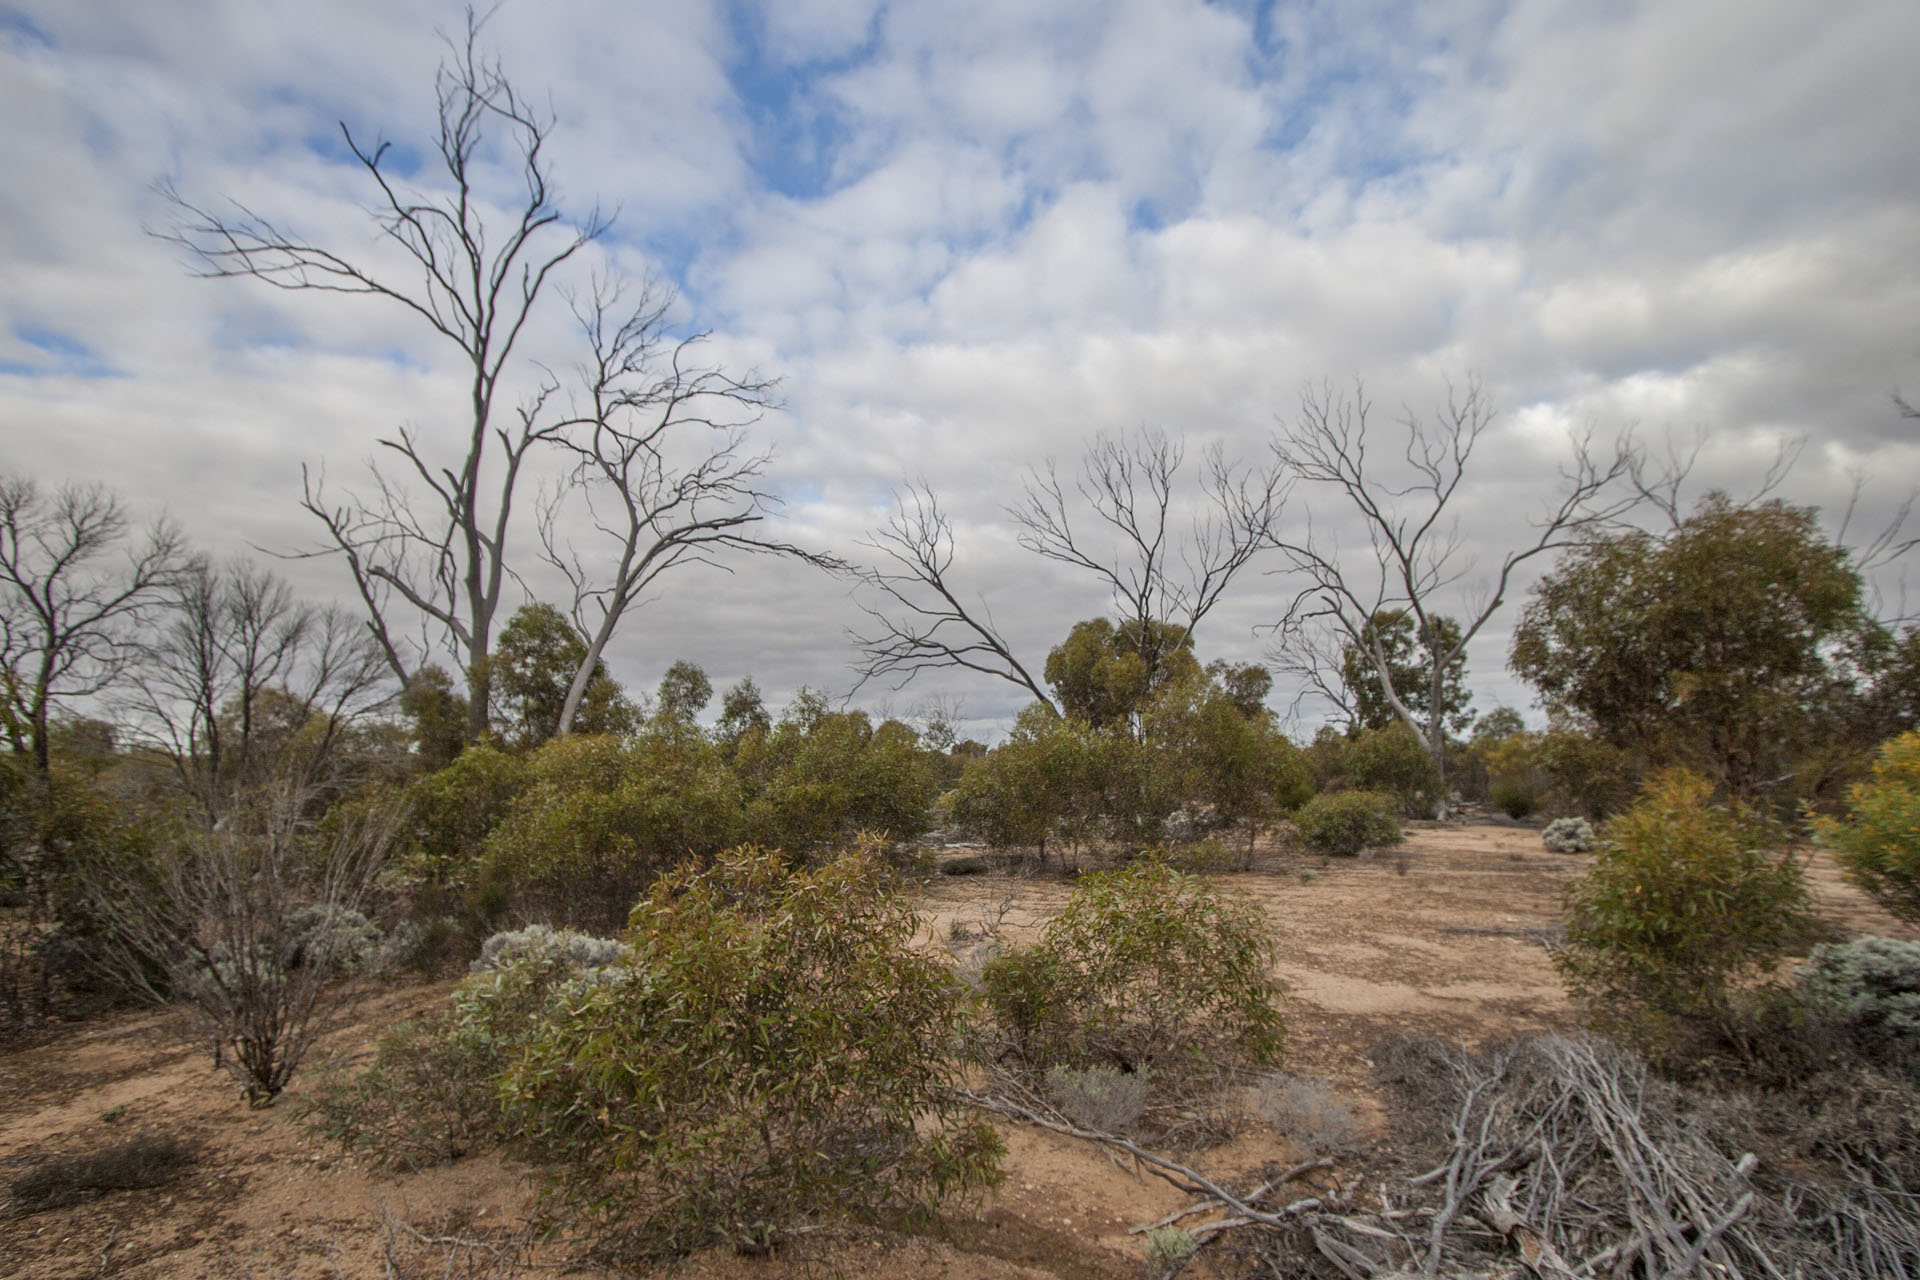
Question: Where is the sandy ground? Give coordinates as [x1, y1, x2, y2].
[1, 824, 1909, 1279]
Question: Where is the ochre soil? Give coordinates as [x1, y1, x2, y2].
[2, 825, 1909, 1279]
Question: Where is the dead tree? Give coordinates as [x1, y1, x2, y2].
[535, 281, 834, 735]
[122, 556, 390, 823]
[1013, 429, 1289, 698]
[0, 476, 183, 777]
[850, 480, 1059, 713]
[159, 11, 602, 739]
[1270, 379, 1633, 807]
[852, 430, 1287, 717]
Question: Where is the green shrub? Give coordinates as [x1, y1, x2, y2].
[1295, 791, 1402, 856]
[307, 925, 621, 1170]
[1556, 770, 1816, 1053]
[981, 856, 1284, 1075]
[501, 847, 1000, 1262]
[1795, 937, 1920, 1046]
[1816, 730, 1920, 924]
[1542, 816, 1597, 854]
[1490, 781, 1539, 819]
[1340, 723, 1442, 817]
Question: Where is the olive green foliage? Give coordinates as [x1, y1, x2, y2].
[399, 666, 470, 770]
[953, 623, 1304, 865]
[981, 857, 1284, 1074]
[1044, 617, 1200, 731]
[1794, 937, 1920, 1046]
[1555, 771, 1817, 1052]
[307, 925, 621, 1170]
[485, 604, 639, 748]
[1294, 790, 1403, 855]
[733, 690, 938, 857]
[1346, 722, 1443, 816]
[1513, 495, 1884, 799]
[502, 848, 1002, 1261]
[480, 731, 744, 933]
[1815, 730, 1920, 923]
[1340, 609, 1473, 736]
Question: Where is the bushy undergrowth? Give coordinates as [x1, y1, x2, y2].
[1045, 1062, 1152, 1134]
[1816, 729, 1920, 924]
[1294, 790, 1402, 856]
[307, 924, 621, 1170]
[501, 848, 1000, 1261]
[981, 856, 1284, 1077]
[1556, 771, 1817, 1055]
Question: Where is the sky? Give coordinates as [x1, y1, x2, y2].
[2, 0, 1917, 742]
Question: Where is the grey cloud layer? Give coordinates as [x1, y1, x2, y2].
[2, 0, 1915, 737]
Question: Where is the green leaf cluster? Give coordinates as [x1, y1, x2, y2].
[1294, 790, 1402, 856]
[501, 848, 1002, 1261]
[981, 856, 1284, 1076]
[1816, 730, 1920, 924]
[1556, 770, 1817, 1052]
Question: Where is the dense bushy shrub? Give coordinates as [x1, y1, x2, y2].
[1556, 771, 1816, 1053]
[981, 856, 1284, 1075]
[1795, 937, 1920, 1046]
[1339, 723, 1442, 817]
[501, 848, 1000, 1261]
[1490, 781, 1539, 819]
[1294, 791, 1402, 856]
[1542, 816, 1597, 854]
[1816, 730, 1920, 924]
[309, 924, 626, 1170]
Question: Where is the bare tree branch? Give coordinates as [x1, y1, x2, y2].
[159, 8, 601, 739]
[0, 476, 185, 776]
[533, 279, 838, 735]
[849, 480, 1058, 714]
[1269, 377, 1636, 803]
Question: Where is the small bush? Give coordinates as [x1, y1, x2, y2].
[1816, 730, 1920, 924]
[1556, 770, 1816, 1055]
[981, 856, 1284, 1075]
[1294, 791, 1402, 856]
[308, 925, 622, 1170]
[1490, 781, 1539, 820]
[1247, 1073, 1364, 1154]
[502, 847, 1001, 1262]
[8, 1132, 195, 1212]
[1045, 1063, 1152, 1134]
[1340, 723, 1442, 817]
[1796, 937, 1920, 1046]
[1542, 816, 1597, 854]
[1144, 1225, 1198, 1272]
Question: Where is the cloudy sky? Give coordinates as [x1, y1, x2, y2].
[3, 0, 1916, 739]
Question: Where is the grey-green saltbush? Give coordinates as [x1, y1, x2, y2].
[1543, 816, 1598, 854]
[1795, 937, 1920, 1044]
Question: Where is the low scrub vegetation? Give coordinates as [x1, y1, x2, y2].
[1816, 728, 1920, 924]
[1555, 770, 1818, 1057]
[981, 856, 1284, 1079]
[1293, 789, 1402, 856]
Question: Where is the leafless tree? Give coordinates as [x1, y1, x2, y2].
[1012, 429, 1290, 693]
[534, 282, 836, 735]
[82, 789, 402, 1106]
[122, 557, 391, 824]
[0, 476, 184, 777]
[1269, 379, 1634, 804]
[852, 431, 1287, 714]
[159, 10, 603, 739]
[850, 480, 1058, 713]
